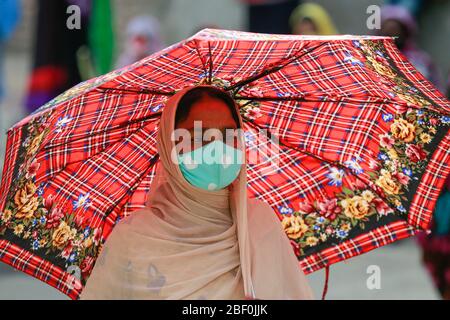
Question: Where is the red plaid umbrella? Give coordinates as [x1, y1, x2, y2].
[1, 29, 449, 300]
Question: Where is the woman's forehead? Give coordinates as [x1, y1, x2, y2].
[177, 97, 238, 129]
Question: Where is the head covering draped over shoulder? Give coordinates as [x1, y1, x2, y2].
[79, 85, 314, 300]
[289, 3, 338, 35]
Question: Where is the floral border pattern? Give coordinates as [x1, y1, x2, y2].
[279, 39, 449, 257]
[0, 114, 104, 286]
[1, 39, 449, 284]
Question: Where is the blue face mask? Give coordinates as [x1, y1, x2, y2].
[178, 140, 244, 191]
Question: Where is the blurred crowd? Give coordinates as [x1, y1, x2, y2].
[1, 0, 448, 111]
[0, 0, 449, 299]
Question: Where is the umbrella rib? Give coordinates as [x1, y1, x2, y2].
[193, 39, 210, 83]
[242, 117, 399, 214]
[226, 42, 328, 94]
[236, 95, 450, 117]
[101, 154, 160, 221]
[97, 87, 176, 96]
[208, 41, 214, 84]
[236, 95, 389, 104]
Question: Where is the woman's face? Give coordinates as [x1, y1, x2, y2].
[175, 96, 239, 154]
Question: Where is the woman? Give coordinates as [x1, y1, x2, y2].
[79, 85, 314, 300]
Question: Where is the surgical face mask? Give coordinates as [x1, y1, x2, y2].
[177, 140, 243, 191]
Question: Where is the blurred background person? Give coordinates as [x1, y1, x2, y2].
[241, 0, 300, 34]
[416, 71, 450, 300]
[378, 4, 444, 92]
[24, 0, 89, 114]
[0, 0, 20, 102]
[24, 0, 115, 115]
[417, 176, 450, 300]
[289, 2, 338, 35]
[386, 0, 424, 16]
[116, 15, 165, 69]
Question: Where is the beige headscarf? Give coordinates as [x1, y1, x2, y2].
[79, 85, 314, 300]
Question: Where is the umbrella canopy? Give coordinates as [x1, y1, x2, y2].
[0, 29, 449, 300]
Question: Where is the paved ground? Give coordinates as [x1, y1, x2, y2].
[0, 52, 440, 300]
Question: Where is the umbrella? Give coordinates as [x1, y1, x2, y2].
[0, 29, 449, 300]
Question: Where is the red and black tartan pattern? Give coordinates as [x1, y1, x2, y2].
[0, 30, 449, 299]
